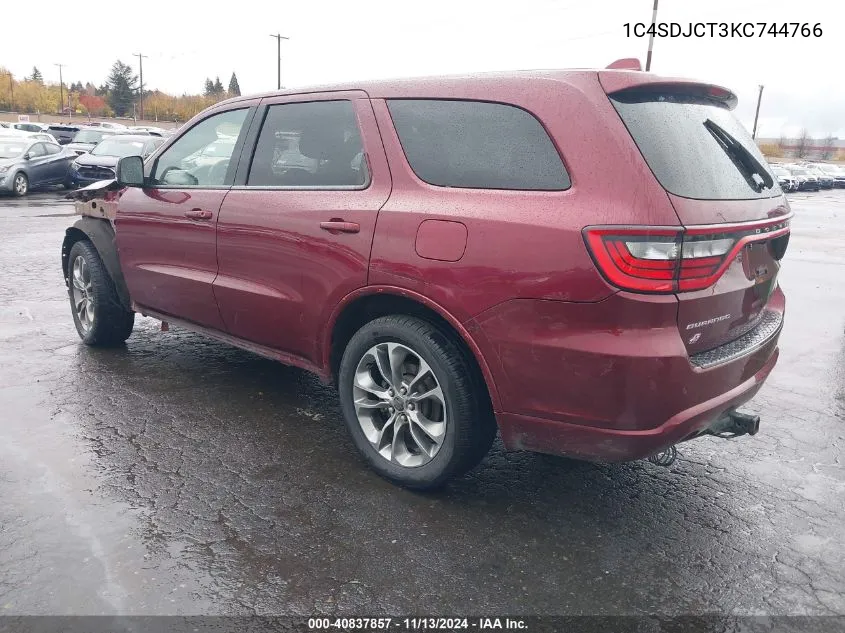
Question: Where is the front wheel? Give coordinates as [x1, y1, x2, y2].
[67, 240, 135, 346]
[338, 315, 496, 490]
[12, 172, 28, 196]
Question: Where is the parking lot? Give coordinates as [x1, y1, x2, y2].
[0, 189, 843, 616]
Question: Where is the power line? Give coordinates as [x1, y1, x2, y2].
[269, 33, 290, 90]
[133, 53, 148, 121]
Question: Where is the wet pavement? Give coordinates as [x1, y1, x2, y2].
[0, 188, 843, 617]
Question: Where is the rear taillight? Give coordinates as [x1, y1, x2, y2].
[584, 217, 791, 294]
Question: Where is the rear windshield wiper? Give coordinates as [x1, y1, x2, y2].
[703, 119, 774, 193]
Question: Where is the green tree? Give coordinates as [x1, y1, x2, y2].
[105, 60, 138, 116]
[204, 78, 215, 96]
[213, 76, 224, 95]
[30, 66, 43, 83]
[228, 72, 241, 96]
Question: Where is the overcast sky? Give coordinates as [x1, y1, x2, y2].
[1, 0, 839, 137]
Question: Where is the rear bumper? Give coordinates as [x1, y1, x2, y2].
[495, 347, 777, 461]
[473, 287, 785, 462]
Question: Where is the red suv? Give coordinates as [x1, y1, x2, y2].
[62, 69, 789, 489]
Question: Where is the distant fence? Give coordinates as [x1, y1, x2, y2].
[0, 110, 179, 129]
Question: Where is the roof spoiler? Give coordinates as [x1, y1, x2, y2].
[606, 58, 642, 71]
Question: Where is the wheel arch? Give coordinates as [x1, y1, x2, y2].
[324, 287, 501, 412]
[62, 218, 132, 311]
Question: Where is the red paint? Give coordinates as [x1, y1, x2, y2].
[415, 220, 468, 262]
[113, 69, 788, 463]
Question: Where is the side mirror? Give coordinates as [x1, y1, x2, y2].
[116, 155, 144, 187]
[22, 153, 31, 161]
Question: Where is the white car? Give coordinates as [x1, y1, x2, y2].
[0, 128, 60, 144]
[84, 121, 127, 130]
[0, 121, 49, 134]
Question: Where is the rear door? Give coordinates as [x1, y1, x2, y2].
[604, 79, 790, 355]
[213, 92, 391, 364]
[115, 104, 256, 330]
[42, 142, 68, 182]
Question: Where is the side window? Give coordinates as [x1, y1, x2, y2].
[44, 143, 61, 155]
[28, 143, 47, 158]
[247, 100, 367, 188]
[387, 99, 570, 191]
[151, 108, 248, 187]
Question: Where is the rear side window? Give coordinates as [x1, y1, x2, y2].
[387, 99, 570, 191]
[610, 91, 780, 200]
[247, 100, 367, 188]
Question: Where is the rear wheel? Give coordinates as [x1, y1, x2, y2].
[12, 172, 28, 196]
[67, 240, 135, 346]
[338, 315, 496, 489]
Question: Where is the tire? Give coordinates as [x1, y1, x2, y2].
[12, 172, 28, 196]
[338, 315, 496, 490]
[67, 240, 135, 346]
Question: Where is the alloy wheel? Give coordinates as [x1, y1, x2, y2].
[71, 255, 95, 333]
[352, 342, 447, 467]
[14, 174, 27, 195]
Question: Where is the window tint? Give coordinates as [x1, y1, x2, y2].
[152, 108, 248, 187]
[247, 100, 367, 187]
[28, 143, 46, 158]
[387, 99, 570, 190]
[610, 91, 780, 200]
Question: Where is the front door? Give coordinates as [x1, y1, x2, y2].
[214, 94, 391, 364]
[115, 106, 254, 330]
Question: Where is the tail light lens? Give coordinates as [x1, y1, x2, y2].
[584, 217, 791, 294]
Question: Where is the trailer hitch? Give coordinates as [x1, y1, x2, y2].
[704, 409, 761, 439]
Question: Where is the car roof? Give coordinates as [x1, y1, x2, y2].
[213, 68, 710, 104]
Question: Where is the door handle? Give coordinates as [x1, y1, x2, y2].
[320, 220, 360, 234]
[185, 208, 213, 220]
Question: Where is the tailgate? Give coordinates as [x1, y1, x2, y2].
[603, 76, 790, 356]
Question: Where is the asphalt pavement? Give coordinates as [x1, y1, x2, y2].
[0, 188, 843, 617]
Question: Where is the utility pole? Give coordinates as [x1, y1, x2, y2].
[645, 0, 659, 71]
[133, 53, 147, 120]
[3, 71, 12, 111]
[54, 63, 65, 116]
[752, 84, 764, 139]
[269, 33, 290, 89]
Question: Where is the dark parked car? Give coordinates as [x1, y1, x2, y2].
[68, 135, 164, 188]
[66, 128, 119, 156]
[806, 165, 834, 189]
[786, 166, 820, 191]
[0, 138, 76, 195]
[771, 166, 797, 192]
[811, 163, 844, 188]
[61, 69, 789, 489]
[45, 124, 82, 145]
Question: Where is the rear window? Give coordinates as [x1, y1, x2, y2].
[387, 99, 570, 191]
[610, 91, 781, 200]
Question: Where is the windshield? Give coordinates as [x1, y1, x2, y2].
[91, 138, 147, 157]
[790, 168, 810, 175]
[610, 90, 780, 200]
[772, 167, 789, 177]
[73, 130, 109, 143]
[0, 142, 28, 159]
